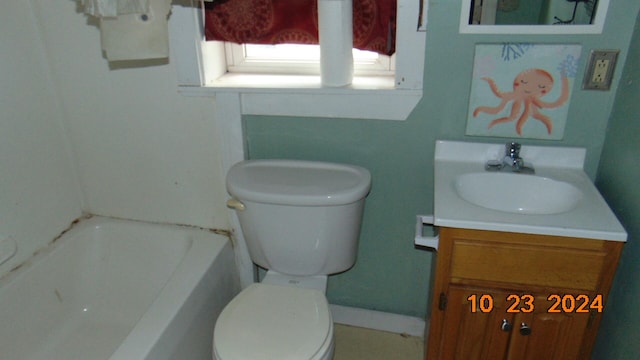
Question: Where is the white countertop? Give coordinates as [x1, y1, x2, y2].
[433, 140, 627, 241]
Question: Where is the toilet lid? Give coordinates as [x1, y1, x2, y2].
[214, 283, 332, 360]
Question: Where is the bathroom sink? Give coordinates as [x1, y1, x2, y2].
[431, 141, 627, 241]
[454, 172, 583, 215]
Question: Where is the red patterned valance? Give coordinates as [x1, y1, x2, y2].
[204, 0, 396, 55]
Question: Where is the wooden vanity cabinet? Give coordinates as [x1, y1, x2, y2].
[425, 227, 623, 360]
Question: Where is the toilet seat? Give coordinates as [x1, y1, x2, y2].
[213, 283, 334, 360]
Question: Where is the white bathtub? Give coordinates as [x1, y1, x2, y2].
[0, 216, 240, 360]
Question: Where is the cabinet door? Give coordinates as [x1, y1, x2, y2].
[426, 228, 622, 360]
[506, 294, 591, 360]
[437, 288, 593, 360]
[438, 286, 512, 360]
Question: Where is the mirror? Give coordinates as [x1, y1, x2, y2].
[460, 0, 609, 34]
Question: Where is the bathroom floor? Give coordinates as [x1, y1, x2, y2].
[334, 324, 423, 360]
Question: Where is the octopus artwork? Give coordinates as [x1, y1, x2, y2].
[472, 69, 569, 135]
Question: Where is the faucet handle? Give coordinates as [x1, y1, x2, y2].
[505, 142, 521, 158]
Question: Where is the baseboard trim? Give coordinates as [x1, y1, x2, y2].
[329, 304, 425, 338]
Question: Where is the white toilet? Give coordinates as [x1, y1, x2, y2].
[213, 159, 371, 360]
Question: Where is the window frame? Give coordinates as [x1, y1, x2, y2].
[169, 0, 427, 121]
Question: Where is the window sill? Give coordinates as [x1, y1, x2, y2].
[178, 73, 422, 120]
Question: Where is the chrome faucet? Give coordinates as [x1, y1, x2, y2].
[485, 142, 535, 174]
[504, 142, 524, 169]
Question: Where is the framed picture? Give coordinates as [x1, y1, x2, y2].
[466, 43, 582, 140]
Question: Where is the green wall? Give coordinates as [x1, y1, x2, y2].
[244, 1, 640, 317]
[496, 0, 543, 25]
[593, 10, 640, 360]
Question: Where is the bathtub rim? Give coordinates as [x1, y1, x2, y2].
[107, 217, 232, 360]
[0, 215, 234, 360]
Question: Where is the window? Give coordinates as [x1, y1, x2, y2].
[225, 44, 394, 76]
[170, 0, 427, 120]
[203, 0, 397, 84]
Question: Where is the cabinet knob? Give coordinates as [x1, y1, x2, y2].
[501, 319, 512, 332]
[519, 322, 532, 336]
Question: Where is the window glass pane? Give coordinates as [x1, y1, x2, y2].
[245, 44, 320, 61]
[244, 44, 380, 64]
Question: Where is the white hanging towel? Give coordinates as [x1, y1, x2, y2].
[79, 0, 172, 61]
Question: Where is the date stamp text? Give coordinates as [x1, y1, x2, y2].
[467, 294, 604, 313]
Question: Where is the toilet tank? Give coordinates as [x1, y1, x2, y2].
[226, 160, 371, 276]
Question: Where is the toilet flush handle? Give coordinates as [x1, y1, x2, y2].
[226, 198, 246, 211]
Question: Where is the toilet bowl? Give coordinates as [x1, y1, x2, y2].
[213, 274, 334, 360]
[214, 160, 371, 360]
